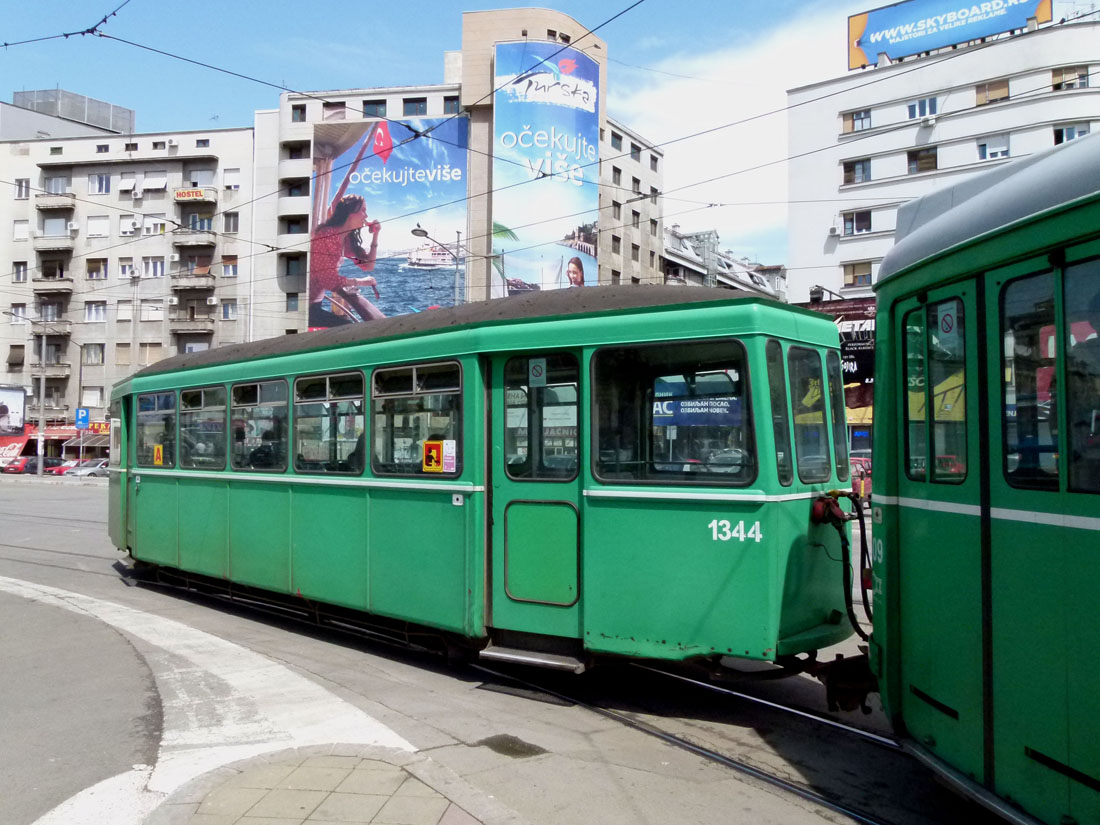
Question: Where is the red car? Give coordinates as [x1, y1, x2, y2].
[45, 459, 82, 475]
[2, 456, 64, 474]
[851, 457, 872, 501]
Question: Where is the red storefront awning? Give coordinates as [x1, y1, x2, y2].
[0, 433, 31, 465]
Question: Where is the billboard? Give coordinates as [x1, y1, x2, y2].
[309, 117, 469, 329]
[0, 385, 26, 435]
[848, 0, 1052, 69]
[798, 298, 876, 407]
[492, 41, 600, 294]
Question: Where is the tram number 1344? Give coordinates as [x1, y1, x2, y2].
[708, 519, 764, 542]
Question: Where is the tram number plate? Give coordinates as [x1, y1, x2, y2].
[707, 519, 763, 543]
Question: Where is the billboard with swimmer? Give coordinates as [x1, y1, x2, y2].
[491, 41, 600, 295]
[848, 0, 1052, 69]
[309, 117, 469, 329]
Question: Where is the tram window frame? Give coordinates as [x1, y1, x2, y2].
[504, 354, 579, 482]
[371, 361, 463, 477]
[787, 347, 832, 484]
[826, 351, 850, 481]
[230, 379, 289, 472]
[766, 340, 794, 486]
[135, 391, 176, 468]
[1000, 271, 1059, 490]
[591, 338, 757, 486]
[292, 371, 365, 475]
[903, 307, 928, 481]
[927, 299, 967, 484]
[1062, 258, 1100, 494]
[179, 386, 227, 471]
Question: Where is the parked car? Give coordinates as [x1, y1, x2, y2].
[45, 459, 82, 476]
[66, 458, 109, 478]
[2, 456, 65, 474]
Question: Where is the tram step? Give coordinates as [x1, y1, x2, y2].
[478, 645, 587, 673]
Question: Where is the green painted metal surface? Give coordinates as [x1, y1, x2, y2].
[504, 502, 579, 605]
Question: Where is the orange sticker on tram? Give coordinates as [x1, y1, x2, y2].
[422, 440, 443, 473]
[153, 444, 164, 466]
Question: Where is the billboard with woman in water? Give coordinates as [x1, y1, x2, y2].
[309, 117, 469, 329]
[492, 41, 600, 294]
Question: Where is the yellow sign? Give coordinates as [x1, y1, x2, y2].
[422, 440, 443, 473]
[89, 421, 111, 434]
[153, 444, 164, 466]
[174, 188, 206, 201]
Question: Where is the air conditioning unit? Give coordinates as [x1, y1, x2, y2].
[167, 296, 179, 306]
[828, 225, 840, 236]
[206, 296, 218, 306]
[132, 189, 143, 199]
[169, 253, 181, 262]
[129, 270, 141, 279]
[67, 221, 79, 232]
[166, 138, 178, 147]
[921, 115, 936, 127]
[130, 220, 141, 231]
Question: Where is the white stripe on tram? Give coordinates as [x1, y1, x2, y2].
[129, 468, 484, 494]
[877, 496, 1100, 532]
[583, 489, 822, 503]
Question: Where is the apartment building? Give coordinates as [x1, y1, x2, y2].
[786, 19, 1100, 303]
[1, 126, 254, 427]
[662, 224, 784, 298]
[599, 117, 664, 287]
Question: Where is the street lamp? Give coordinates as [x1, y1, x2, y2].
[411, 224, 463, 307]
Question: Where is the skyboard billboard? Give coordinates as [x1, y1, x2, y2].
[491, 41, 600, 295]
[848, 0, 1052, 69]
[308, 117, 469, 329]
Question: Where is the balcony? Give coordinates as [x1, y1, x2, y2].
[34, 193, 76, 210]
[29, 362, 72, 379]
[168, 315, 215, 334]
[170, 228, 217, 247]
[173, 186, 219, 205]
[36, 319, 73, 336]
[278, 157, 312, 180]
[31, 276, 75, 296]
[277, 232, 310, 253]
[170, 272, 216, 291]
[278, 196, 312, 217]
[33, 234, 74, 252]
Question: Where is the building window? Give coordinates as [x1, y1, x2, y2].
[286, 179, 308, 197]
[117, 300, 133, 322]
[88, 173, 111, 195]
[650, 186, 659, 205]
[907, 97, 937, 119]
[1054, 124, 1090, 144]
[286, 256, 305, 277]
[612, 235, 621, 254]
[143, 257, 165, 278]
[546, 28, 557, 40]
[291, 104, 306, 122]
[189, 213, 213, 231]
[39, 301, 61, 321]
[286, 292, 299, 312]
[1052, 66, 1089, 91]
[222, 255, 238, 277]
[650, 219, 658, 237]
[152, 141, 166, 150]
[224, 212, 239, 233]
[82, 386, 105, 408]
[186, 254, 212, 275]
[119, 214, 136, 235]
[322, 101, 345, 121]
[221, 299, 237, 320]
[612, 166, 622, 186]
[843, 261, 873, 287]
[610, 132, 622, 150]
[44, 176, 69, 194]
[14, 179, 29, 199]
[443, 96, 460, 114]
[139, 342, 163, 365]
[49, 146, 62, 155]
[975, 78, 1009, 105]
[907, 147, 938, 174]
[630, 143, 642, 162]
[143, 214, 167, 235]
[650, 155, 658, 172]
[119, 258, 134, 278]
[977, 134, 1009, 160]
[612, 201, 621, 220]
[842, 210, 872, 235]
[12, 220, 28, 241]
[140, 299, 164, 322]
[223, 168, 240, 190]
[9, 304, 27, 324]
[124, 142, 137, 151]
[649, 250, 656, 267]
[632, 177, 641, 194]
[87, 215, 109, 238]
[403, 97, 427, 117]
[363, 99, 386, 118]
[86, 259, 108, 280]
[82, 344, 105, 366]
[843, 109, 871, 133]
[115, 342, 130, 365]
[96, 144, 108, 153]
[632, 210, 640, 228]
[13, 262, 27, 283]
[611, 269, 621, 285]
[843, 158, 871, 184]
[287, 142, 308, 159]
[284, 217, 306, 234]
[84, 301, 107, 322]
[631, 244, 640, 262]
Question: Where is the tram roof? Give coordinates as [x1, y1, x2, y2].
[130, 285, 806, 381]
[877, 132, 1100, 286]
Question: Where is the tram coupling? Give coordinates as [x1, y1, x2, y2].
[808, 649, 877, 714]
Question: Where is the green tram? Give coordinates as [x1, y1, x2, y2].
[872, 134, 1100, 825]
[107, 286, 858, 672]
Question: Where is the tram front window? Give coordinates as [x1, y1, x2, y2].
[1064, 260, 1100, 493]
[593, 340, 755, 484]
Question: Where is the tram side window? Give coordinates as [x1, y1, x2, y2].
[788, 347, 830, 483]
[1064, 259, 1100, 493]
[372, 362, 462, 476]
[179, 387, 226, 470]
[293, 372, 364, 474]
[928, 299, 966, 482]
[231, 380, 288, 471]
[109, 400, 122, 468]
[504, 355, 579, 480]
[592, 340, 755, 484]
[1002, 272, 1058, 489]
[766, 340, 794, 486]
[826, 351, 850, 481]
[904, 309, 928, 480]
[136, 392, 175, 467]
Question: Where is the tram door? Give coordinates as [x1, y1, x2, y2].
[488, 352, 583, 639]
[892, 284, 986, 782]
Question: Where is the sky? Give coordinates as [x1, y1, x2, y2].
[0, 0, 1088, 265]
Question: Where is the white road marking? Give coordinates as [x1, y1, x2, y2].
[0, 577, 414, 825]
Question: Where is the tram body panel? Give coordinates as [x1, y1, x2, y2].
[178, 477, 230, 581]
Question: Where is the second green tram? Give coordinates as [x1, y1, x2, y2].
[107, 286, 858, 672]
[872, 134, 1100, 825]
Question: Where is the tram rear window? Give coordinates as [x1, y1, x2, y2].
[592, 340, 755, 484]
[136, 391, 176, 468]
[788, 347, 830, 483]
[179, 387, 226, 471]
[231, 380, 288, 472]
[293, 373, 364, 475]
[372, 362, 462, 476]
